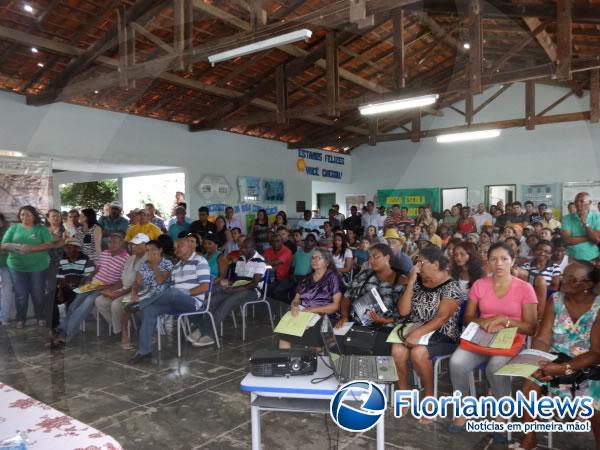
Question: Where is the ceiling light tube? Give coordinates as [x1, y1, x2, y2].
[359, 94, 439, 115]
[436, 129, 501, 143]
[208, 29, 312, 65]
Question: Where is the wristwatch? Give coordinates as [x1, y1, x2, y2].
[564, 363, 575, 376]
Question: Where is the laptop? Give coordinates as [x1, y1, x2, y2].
[320, 316, 398, 383]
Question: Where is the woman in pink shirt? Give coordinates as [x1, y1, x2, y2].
[449, 242, 537, 439]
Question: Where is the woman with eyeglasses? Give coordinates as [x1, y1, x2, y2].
[336, 244, 404, 344]
[392, 246, 463, 422]
[512, 261, 600, 450]
[278, 247, 342, 349]
[448, 242, 538, 440]
[77, 208, 102, 262]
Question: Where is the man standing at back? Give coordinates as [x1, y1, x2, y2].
[224, 206, 243, 231]
[561, 192, 600, 261]
[125, 209, 162, 242]
[189, 206, 217, 238]
[98, 202, 129, 248]
[361, 201, 384, 233]
[472, 203, 493, 232]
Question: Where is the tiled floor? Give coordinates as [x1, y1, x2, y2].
[0, 315, 595, 450]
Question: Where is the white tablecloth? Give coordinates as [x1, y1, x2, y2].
[0, 383, 122, 450]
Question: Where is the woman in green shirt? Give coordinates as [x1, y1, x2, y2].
[1, 206, 52, 328]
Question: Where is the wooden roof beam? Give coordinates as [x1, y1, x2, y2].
[591, 69, 600, 123]
[556, 0, 572, 81]
[27, 0, 166, 105]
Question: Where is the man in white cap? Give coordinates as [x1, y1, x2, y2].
[98, 201, 129, 248]
[95, 233, 149, 343]
[541, 208, 561, 231]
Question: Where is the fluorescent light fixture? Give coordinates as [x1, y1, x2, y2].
[0, 150, 26, 157]
[37, 62, 44, 67]
[208, 29, 312, 65]
[94, 90, 99, 94]
[436, 129, 501, 143]
[359, 94, 439, 115]
[23, 4, 34, 13]
[463, 42, 471, 49]
[31, 47, 38, 53]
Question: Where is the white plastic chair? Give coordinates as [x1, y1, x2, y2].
[241, 268, 274, 341]
[156, 279, 219, 357]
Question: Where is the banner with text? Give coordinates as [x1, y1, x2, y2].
[295, 149, 351, 183]
[377, 188, 440, 218]
[0, 156, 53, 223]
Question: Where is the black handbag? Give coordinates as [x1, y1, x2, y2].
[544, 352, 600, 397]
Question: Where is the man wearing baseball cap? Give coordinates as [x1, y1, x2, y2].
[95, 233, 149, 341]
[541, 208, 561, 231]
[98, 201, 129, 248]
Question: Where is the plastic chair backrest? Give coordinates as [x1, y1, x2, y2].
[203, 277, 214, 310]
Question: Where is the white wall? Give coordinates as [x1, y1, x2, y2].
[313, 82, 600, 208]
[0, 91, 316, 218]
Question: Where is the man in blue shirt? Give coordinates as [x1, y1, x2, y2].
[98, 202, 129, 248]
[168, 206, 190, 241]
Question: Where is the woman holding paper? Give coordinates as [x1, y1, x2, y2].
[278, 248, 342, 349]
[449, 241, 537, 439]
[513, 260, 600, 450]
[392, 245, 463, 422]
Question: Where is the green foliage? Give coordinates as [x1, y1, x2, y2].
[59, 180, 118, 211]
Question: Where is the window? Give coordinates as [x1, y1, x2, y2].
[441, 187, 468, 212]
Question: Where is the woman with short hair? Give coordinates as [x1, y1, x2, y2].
[278, 248, 342, 348]
[1, 206, 53, 328]
[392, 246, 463, 418]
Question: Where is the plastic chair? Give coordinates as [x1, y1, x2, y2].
[241, 267, 274, 341]
[413, 301, 468, 398]
[156, 279, 220, 357]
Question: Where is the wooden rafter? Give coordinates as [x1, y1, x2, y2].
[556, 0, 572, 81]
[591, 69, 600, 123]
[525, 80, 535, 130]
[27, 0, 166, 105]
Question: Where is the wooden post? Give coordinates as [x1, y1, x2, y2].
[392, 10, 405, 89]
[117, 8, 128, 89]
[591, 69, 599, 123]
[368, 118, 378, 146]
[469, 0, 482, 94]
[326, 31, 339, 117]
[556, 0, 572, 81]
[128, 25, 136, 89]
[526, 80, 536, 130]
[275, 66, 288, 125]
[411, 113, 421, 142]
[185, 0, 194, 72]
[465, 93, 474, 125]
[174, 0, 185, 71]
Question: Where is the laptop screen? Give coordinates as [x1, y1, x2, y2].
[320, 316, 344, 377]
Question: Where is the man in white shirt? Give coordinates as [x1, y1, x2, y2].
[332, 204, 345, 224]
[225, 206, 243, 231]
[361, 201, 384, 232]
[297, 210, 320, 232]
[472, 203, 493, 232]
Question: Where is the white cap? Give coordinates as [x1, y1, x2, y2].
[130, 233, 150, 245]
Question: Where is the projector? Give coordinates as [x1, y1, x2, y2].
[249, 349, 317, 377]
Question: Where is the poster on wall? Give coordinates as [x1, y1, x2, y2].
[0, 156, 53, 223]
[195, 174, 231, 202]
[207, 203, 279, 234]
[521, 183, 561, 213]
[377, 188, 440, 218]
[562, 181, 600, 216]
[295, 149, 351, 183]
[345, 194, 366, 217]
[238, 176, 261, 203]
[263, 178, 284, 203]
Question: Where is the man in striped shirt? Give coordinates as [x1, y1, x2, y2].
[130, 235, 211, 362]
[55, 234, 128, 342]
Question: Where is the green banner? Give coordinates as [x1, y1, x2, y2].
[377, 188, 440, 218]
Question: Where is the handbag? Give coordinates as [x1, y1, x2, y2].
[459, 333, 525, 357]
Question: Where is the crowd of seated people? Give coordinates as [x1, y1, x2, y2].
[1, 191, 600, 447]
